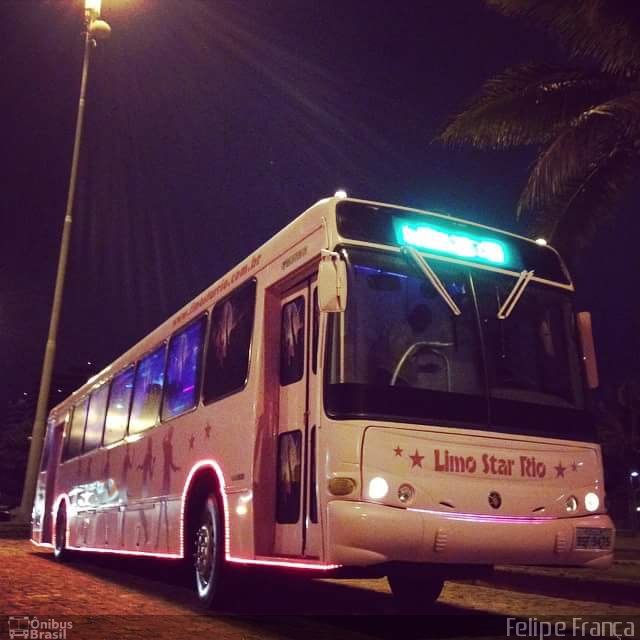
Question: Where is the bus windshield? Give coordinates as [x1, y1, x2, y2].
[325, 247, 594, 441]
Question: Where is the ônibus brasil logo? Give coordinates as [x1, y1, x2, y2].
[8, 617, 73, 640]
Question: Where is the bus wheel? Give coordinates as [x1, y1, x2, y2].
[194, 494, 224, 609]
[53, 505, 68, 561]
[387, 569, 444, 611]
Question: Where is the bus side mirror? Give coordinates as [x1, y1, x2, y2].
[318, 250, 348, 312]
[577, 311, 599, 389]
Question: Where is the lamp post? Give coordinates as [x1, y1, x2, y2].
[17, 1, 111, 521]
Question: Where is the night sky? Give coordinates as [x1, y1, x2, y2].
[1, 0, 639, 414]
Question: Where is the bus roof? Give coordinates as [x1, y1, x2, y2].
[48, 196, 570, 416]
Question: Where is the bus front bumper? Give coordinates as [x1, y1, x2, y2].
[326, 500, 614, 569]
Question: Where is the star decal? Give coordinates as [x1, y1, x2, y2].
[393, 445, 403, 457]
[555, 461, 566, 478]
[409, 449, 424, 468]
[204, 423, 212, 439]
[189, 434, 195, 450]
[571, 461, 578, 472]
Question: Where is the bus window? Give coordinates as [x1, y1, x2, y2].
[280, 296, 305, 386]
[64, 398, 88, 461]
[162, 315, 207, 421]
[83, 383, 110, 453]
[129, 345, 166, 434]
[104, 366, 134, 445]
[276, 430, 302, 523]
[203, 279, 256, 404]
[39, 420, 54, 470]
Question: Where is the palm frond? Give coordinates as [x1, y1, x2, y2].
[533, 145, 639, 256]
[518, 91, 640, 213]
[438, 65, 623, 149]
[487, 0, 640, 74]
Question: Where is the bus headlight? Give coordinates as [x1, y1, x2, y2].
[565, 495, 578, 513]
[584, 492, 600, 512]
[368, 477, 389, 500]
[397, 483, 415, 504]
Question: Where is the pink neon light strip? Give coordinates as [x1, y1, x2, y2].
[180, 459, 341, 571]
[227, 556, 340, 570]
[407, 507, 555, 524]
[48, 461, 341, 571]
[67, 545, 181, 559]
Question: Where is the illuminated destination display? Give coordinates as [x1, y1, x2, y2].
[336, 201, 568, 283]
[394, 218, 509, 266]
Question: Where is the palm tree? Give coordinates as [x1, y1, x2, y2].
[439, 0, 640, 253]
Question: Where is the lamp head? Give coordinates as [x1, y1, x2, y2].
[89, 19, 111, 40]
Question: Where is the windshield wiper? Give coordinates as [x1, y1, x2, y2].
[497, 269, 535, 319]
[402, 247, 461, 316]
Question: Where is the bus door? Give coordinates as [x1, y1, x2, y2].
[273, 277, 321, 558]
[40, 420, 66, 544]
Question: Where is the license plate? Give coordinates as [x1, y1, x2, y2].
[575, 527, 612, 550]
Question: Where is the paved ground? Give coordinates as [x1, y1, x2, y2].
[2, 539, 640, 639]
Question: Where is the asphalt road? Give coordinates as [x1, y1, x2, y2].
[2, 540, 639, 640]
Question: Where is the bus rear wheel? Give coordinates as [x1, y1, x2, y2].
[387, 568, 444, 611]
[53, 505, 68, 561]
[194, 494, 224, 609]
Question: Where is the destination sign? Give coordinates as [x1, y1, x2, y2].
[393, 217, 511, 267]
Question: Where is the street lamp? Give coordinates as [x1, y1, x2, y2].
[17, 1, 111, 521]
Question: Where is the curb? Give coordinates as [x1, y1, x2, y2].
[0, 524, 30, 539]
[481, 567, 640, 606]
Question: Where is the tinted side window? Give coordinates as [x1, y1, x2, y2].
[280, 296, 305, 386]
[65, 398, 88, 460]
[83, 383, 110, 452]
[276, 430, 302, 524]
[129, 345, 166, 434]
[162, 315, 207, 421]
[104, 366, 134, 445]
[40, 420, 54, 470]
[203, 279, 256, 404]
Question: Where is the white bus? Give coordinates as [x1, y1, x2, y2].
[31, 197, 614, 608]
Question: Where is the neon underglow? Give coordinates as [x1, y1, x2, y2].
[180, 460, 341, 570]
[45, 460, 340, 571]
[67, 545, 181, 559]
[395, 218, 508, 266]
[407, 506, 556, 524]
[52, 490, 181, 559]
[226, 556, 340, 570]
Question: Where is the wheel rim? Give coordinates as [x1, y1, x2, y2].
[195, 512, 215, 593]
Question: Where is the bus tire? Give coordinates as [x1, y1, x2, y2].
[387, 569, 444, 611]
[53, 504, 68, 561]
[194, 494, 224, 609]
